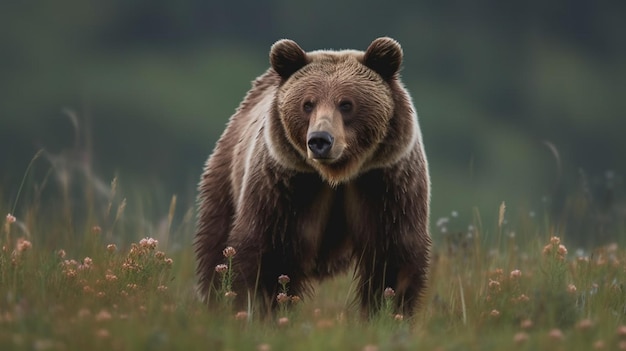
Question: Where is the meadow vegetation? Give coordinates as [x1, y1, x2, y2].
[1, 156, 626, 351]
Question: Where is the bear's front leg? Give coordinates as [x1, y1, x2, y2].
[349, 167, 431, 319]
[226, 230, 309, 316]
[355, 247, 429, 318]
[223, 168, 310, 316]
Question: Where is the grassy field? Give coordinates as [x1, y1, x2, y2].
[1, 165, 626, 351]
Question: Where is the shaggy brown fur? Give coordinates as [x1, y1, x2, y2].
[194, 37, 431, 318]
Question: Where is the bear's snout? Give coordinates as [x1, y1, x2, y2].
[307, 131, 334, 159]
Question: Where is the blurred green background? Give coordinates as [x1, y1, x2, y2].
[1, 1, 624, 246]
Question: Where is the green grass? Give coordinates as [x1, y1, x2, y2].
[1, 172, 626, 351]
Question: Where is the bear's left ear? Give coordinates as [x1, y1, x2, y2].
[270, 39, 309, 80]
[363, 37, 403, 81]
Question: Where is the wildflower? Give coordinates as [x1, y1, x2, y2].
[291, 295, 301, 304]
[520, 319, 533, 329]
[542, 244, 552, 256]
[95, 329, 110, 339]
[276, 293, 290, 304]
[77, 308, 91, 319]
[223, 246, 236, 258]
[277, 317, 289, 326]
[164, 258, 173, 266]
[557, 244, 568, 257]
[6, 214, 16, 224]
[510, 269, 522, 279]
[157, 285, 168, 292]
[65, 269, 77, 278]
[215, 264, 229, 274]
[488, 279, 501, 292]
[105, 274, 117, 282]
[155, 251, 166, 259]
[57, 249, 67, 259]
[435, 217, 449, 228]
[313, 308, 322, 318]
[106, 244, 117, 253]
[16, 238, 32, 252]
[383, 287, 395, 299]
[548, 328, 564, 341]
[567, 284, 577, 294]
[139, 237, 158, 249]
[83, 257, 93, 267]
[235, 311, 248, 320]
[394, 314, 404, 321]
[278, 274, 290, 285]
[490, 309, 500, 318]
[517, 294, 530, 303]
[95, 309, 112, 322]
[96, 292, 106, 298]
[576, 319, 593, 331]
[513, 332, 529, 344]
[617, 325, 626, 337]
[91, 226, 102, 234]
[129, 244, 140, 256]
[550, 236, 561, 245]
[224, 291, 237, 299]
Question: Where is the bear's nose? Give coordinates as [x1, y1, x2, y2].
[307, 131, 334, 159]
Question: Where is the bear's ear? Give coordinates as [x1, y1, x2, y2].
[363, 37, 403, 80]
[270, 39, 309, 80]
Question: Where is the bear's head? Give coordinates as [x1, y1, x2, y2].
[267, 37, 417, 186]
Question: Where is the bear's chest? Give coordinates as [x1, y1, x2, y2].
[287, 176, 356, 276]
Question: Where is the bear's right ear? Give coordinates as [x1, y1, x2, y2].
[363, 37, 403, 81]
[270, 39, 309, 80]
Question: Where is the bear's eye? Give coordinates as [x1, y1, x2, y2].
[303, 101, 314, 113]
[339, 100, 353, 112]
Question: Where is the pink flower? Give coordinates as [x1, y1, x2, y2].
[513, 332, 529, 344]
[223, 246, 236, 258]
[383, 287, 395, 298]
[276, 293, 290, 304]
[215, 264, 228, 274]
[95, 309, 112, 322]
[510, 269, 522, 279]
[548, 328, 564, 341]
[139, 237, 158, 249]
[235, 311, 248, 320]
[567, 284, 577, 294]
[278, 274, 290, 285]
[6, 214, 16, 224]
[16, 238, 32, 252]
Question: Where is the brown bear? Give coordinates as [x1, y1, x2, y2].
[194, 37, 431, 318]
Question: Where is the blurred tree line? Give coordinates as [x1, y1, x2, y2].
[1, 1, 624, 245]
